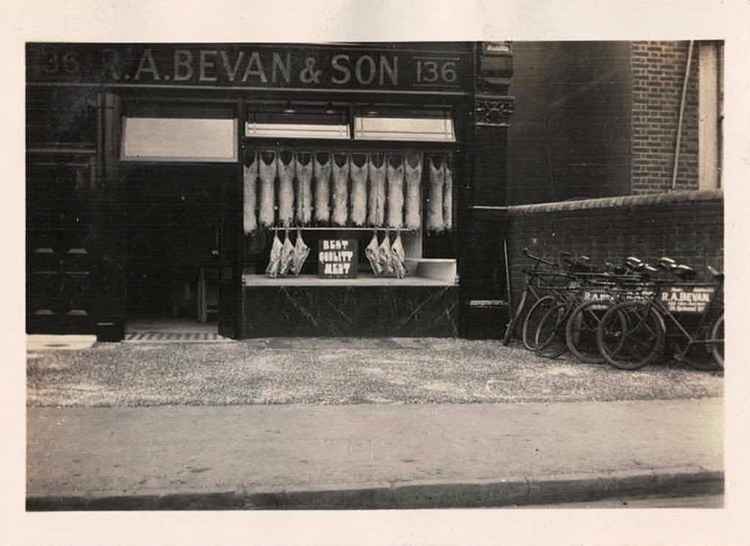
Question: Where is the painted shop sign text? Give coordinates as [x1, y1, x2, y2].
[27, 44, 468, 92]
[661, 286, 716, 314]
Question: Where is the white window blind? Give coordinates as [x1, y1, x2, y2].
[121, 118, 237, 162]
[354, 114, 455, 142]
[245, 121, 350, 139]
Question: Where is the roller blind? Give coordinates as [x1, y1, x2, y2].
[354, 113, 455, 142]
[121, 117, 237, 162]
[245, 110, 350, 140]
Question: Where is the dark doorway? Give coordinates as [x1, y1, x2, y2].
[123, 163, 236, 334]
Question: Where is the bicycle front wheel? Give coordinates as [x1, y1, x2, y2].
[566, 300, 610, 364]
[711, 314, 724, 369]
[597, 302, 664, 370]
[521, 295, 557, 351]
[535, 303, 570, 359]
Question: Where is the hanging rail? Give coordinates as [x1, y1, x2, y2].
[267, 226, 417, 232]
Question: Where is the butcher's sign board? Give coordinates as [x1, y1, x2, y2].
[319, 239, 358, 279]
[26, 43, 471, 94]
[660, 285, 716, 314]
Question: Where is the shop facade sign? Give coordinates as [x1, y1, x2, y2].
[318, 239, 358, 278]
[26, 43, 470, 93]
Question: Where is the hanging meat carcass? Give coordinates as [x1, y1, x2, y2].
[404, 151, 423, 230]
[314, 153, 332, 224]
[290, 229, 310, 276]
[349, 153, 368, 226]
[277, 151, 295, 227]
[278, 231, 295, 275]
[426, 155, 445, 233]
[444, 159, 453, 231]
[377, 232, 394, 275]
[386, 155, 404, 229]
[259, 151, 277, 227]
[295, 152, 313, 226]
[331, 153, 350, 226]
[242, 150, 259, 234]
[365, 232, 382, 275]
[368, 153, 386, 227]
[266, 231, 283, 277]
[390, 233, 407, 279]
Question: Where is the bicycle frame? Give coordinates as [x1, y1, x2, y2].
[648, 280, 723, 356]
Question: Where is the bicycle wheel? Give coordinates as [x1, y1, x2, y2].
[534, 303, 569, 359]
[711, 314, 724, 369]
[521, 295, 557, 351]
[597, 302, 665, 370]
[671, 336, 717, 371]
[502, 290, 528, 345]
[671, 322, 719, 370]
[565, 300, 610, 363]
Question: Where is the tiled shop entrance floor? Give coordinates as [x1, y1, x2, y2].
[124, 331, 229, 342]
[125, 318, 229, 343]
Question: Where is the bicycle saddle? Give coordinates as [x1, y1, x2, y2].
[605, 262, 628, 275]
[625, 256, 644, 270]
[657, 256, 677, 270]
[707, 264, 724, 281]
[672, 264, 696, 280]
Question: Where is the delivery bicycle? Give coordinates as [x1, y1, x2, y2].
[534, 258, 654, 360]
[596, 263, 724, 370]
[502, 249, 592, 351]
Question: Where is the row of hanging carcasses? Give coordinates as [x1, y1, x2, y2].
[264, 230, 409, 279]
[242, 151, 454, 234]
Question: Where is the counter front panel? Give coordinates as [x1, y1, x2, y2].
[242, 283, 458, 337]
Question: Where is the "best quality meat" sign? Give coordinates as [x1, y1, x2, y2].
[318, 239, 358, 279]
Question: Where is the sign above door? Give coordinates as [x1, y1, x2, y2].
[26, 43, 473, 95]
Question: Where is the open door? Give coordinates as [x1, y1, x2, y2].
[218, 163, 243, 339]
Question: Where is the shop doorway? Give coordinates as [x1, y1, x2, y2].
[123, 163, 238, 337]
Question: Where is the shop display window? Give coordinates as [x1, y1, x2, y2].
[241, 103, 457, 287]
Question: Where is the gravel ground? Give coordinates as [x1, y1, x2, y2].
[26, 338, 723, 407]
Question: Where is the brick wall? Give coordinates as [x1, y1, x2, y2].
[503, 191, 723, 306]
[631, 41, 699, 193]
[508, 41, 703, 203]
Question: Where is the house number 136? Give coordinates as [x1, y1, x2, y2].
[416, 60, 457, 83]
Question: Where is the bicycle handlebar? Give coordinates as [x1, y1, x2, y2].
[522, 247, 557, 267]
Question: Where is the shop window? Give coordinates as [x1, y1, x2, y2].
[121, 117, 237, 162]
[26, 87, 97, 146]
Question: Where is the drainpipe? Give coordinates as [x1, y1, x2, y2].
[671, 40, 694, 191]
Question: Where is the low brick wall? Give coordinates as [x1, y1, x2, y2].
[504, 190, 723, 305]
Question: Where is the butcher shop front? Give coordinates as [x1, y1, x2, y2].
[25, 42, 514, 340]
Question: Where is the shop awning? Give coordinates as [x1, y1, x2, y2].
[121, 117, 238, 162]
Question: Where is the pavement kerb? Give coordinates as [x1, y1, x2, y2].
[26, 467, 724, 511]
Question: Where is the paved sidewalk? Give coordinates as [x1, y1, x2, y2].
[27, 397, 723, 509]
